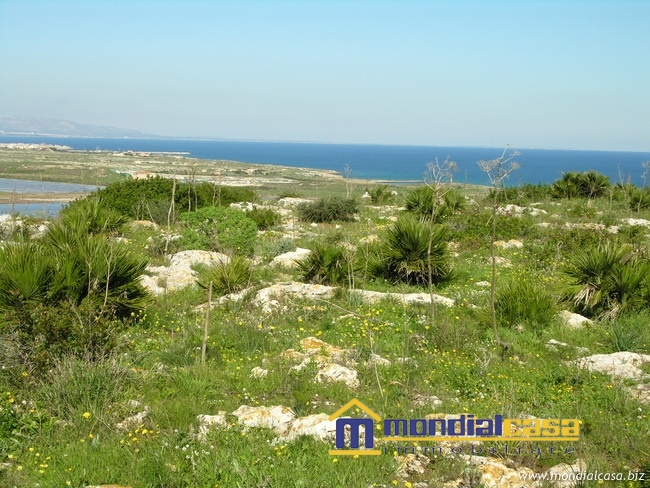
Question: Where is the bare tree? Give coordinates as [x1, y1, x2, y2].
[477, 147, 520, 353]
[344, 164, 352, 199]
[423, 157, 458, 321]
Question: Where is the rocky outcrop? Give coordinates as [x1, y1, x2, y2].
[558, 310, 593, 328]
[140, 250, 229, 295]
[271, 248, 311, 268]
[573, 352, 650, 381]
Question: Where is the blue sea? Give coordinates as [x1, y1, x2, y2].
[2, 136, 649, 187]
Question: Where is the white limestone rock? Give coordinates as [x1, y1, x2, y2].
[558, 310, 593, 328]
[271, 248, 311, 268]
[231, 405, 296, 435]
[573, 352, 650, 381]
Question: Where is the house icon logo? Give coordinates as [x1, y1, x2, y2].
[328, 398, 382, 456]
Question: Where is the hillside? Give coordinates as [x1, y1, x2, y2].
[0, 116, 155, 138]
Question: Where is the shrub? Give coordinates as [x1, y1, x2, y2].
[369, 215, 453, 286]
[561, 242, 650, 318]
[296, 242, 354, 285]
[268, 238, 297, 258]
[552, 171, 610, 199]
[629, 187, 650, 212]
[206, 256, 254, 296]
[405, 186, 465, 222]
[245, 206, 282, 230]
[493, 278, 557, 331]
[178, 206, 258, 256]
[487, 183, 553, 204]
[297, 197, 358, 223]
[278, 191, 302, 199]
[37, 355, 131, 422]
[70, 177, 258, 224]
[603, 312, 650, 353]
[0, 203, 148, 373]
[368, 185, 394, 205]
[60, 196, 129, 235]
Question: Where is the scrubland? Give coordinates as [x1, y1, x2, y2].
[0, 150, 649, 487]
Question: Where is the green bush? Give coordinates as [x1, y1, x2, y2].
[494, 278, 557, 331]
[368, 185, 394, 205]
[245, 206, 282, 230]
[629, 187, 650, 212]
[0, 202, 148, 373]
[206, 256, 254, 296]
[267, 237, 297, 259]
[561, 242, 650, 318]
[448, 211, 539, 244]
[178, 206, 257, 256]
[297, 197, 358, 223]
[487, 183, 553, 204]
[552, 171, 610, 199]
[369, 215, 453, 286]
[405, 187, 465, 222]
[60, 196, 129, 235]
[69, 177, 258, 224]
[603, 312, 650, 353]
[296, 242, 354, 285]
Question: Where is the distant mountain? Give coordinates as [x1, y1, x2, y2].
[0, 116, 159, 138]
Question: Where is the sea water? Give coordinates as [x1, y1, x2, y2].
[1, 136, 649, 186]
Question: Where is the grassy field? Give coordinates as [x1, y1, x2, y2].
[1, 149, 649, 487]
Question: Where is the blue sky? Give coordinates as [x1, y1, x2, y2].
[1, 0, 648, 150]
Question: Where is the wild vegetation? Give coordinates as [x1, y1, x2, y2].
[1, 157, 649, 487]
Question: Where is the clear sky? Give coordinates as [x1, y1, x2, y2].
[1, 0, 648, 151]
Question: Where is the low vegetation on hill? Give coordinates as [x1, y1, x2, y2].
[1, 167, 649, 487]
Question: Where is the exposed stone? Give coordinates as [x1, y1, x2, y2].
[299, 337, 349, 362]
[494, 239, 524, 249]
[352, 289, 455, 307]
[276, 413, 337, 443]
[490, 256, 511, 267]
[574, 352, 650, 381]
[116, 405, 150, 431]
[546, 339, 589, 355]
[231, 405, 296, 435]
[475, 281, 491, 287]
[251, 281, 455, 311]
[397, 357, 417, 367]
[564, 222, 619, 233]
[253, 282, 336, 312]
[542, 459, 586, 488]
[271, 248, 311, 268]
[359, 234, 379, 244]
[277, 197, 313, 207]
[628, 383, 650, 405]
[472, 458, 535, 488]
[315, 363, 359, 388]
[196, 412, 229, 441]
[620, 218, 650, 228]
[250, 367, 268, 378]
[141, 250, 230, 295]
[412, 394, 443, 408]
[496, 204, 547, 217]
[366, 353, 391, 367]
[558, 310, 593, 328]
[130, 219, 159, 229]
[396, 453, 430, 478]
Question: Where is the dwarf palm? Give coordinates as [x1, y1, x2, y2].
[371, 215, 452, 286]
